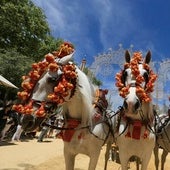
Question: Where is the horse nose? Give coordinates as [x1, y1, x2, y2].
[123, 98, 140, 111]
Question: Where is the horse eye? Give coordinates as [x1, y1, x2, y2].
[143, 72, 149, 83]
[47, 77, 57, 83]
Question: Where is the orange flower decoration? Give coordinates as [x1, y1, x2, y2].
[53, 42, 74, 58]
[115, 51, 157, 102]
[13, 42, 76, 117]
[47, 63, 77, 104]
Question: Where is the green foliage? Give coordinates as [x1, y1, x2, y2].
[0, 48, 35, 101]
[0, 0, 74, 101]
[83, 67, 102, 86]
[37, 37, 64, 61]
[0, 0, 50, 58]
[0, 48, 34, 88]
[0, 0, 64, 101]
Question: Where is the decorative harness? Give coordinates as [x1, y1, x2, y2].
[60, 88, 112, 143]
[116, 106, 153, 140]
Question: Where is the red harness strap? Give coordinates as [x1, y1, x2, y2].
[132, 120, 142, 140]
[125, 120, 148, 140]
[61, 119, 81, 142]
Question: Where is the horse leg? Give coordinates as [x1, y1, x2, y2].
[64, 150, 76, 170]
[88, 151, 101, 170]
[153, 145, 159, 170]
[119, 152, 129, 170]
[37, 126, 49, 142]
[141, 153, 152, 170]
[161, 149, 168, 170]
[104, 141, 112, 170]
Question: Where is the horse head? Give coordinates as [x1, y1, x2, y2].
[31, 52, 75, 103]
[12, 42, 76, 131]
[116, 50, 157, 121]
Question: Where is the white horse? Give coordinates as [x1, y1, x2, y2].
[13, 44, 116, 170]
[115, 50, 157, 170]
[154, 112, 170, 170]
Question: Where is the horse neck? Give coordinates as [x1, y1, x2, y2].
[63, 69, 95, 126]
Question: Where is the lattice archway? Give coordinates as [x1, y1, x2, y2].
[88, 45, 170, 110]
[89, 44, 134, 110]
[155, 60, 170, 105]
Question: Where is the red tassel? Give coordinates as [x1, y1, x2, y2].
[143, 128, 148, 139]
[132, 121, 142, 140]
[125, 125, 131, 138]
[78, 132, 85, 139]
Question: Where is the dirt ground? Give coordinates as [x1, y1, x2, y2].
[0, 135, 170, 170]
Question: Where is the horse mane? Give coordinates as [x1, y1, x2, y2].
[62, 66, 97, 126]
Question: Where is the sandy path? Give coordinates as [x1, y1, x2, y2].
[0, 136, 170, 170]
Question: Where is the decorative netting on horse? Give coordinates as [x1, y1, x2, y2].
[13, 42, 77, 117]
[115, 51, 157, 102]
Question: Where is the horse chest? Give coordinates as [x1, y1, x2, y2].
[64, 131, 103, 154]
[117, 121, 155, 158]
[66, 97, 82, 118]
[118, 120, 154, 140]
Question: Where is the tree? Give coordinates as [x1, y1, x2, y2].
[83, 67, 102, 86]
[0, 0, 65, 102]
[37, 37, 63, 61]
[0, 0, 51, 59]
[0, 48, 34, 86]
[0, 48, 35, 101]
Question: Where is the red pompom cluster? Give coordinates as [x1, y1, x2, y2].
[17, 52, 60, 102]
[47, 63, 77, 104]
[53, 42, 74, 58]
[115, 72, 129, 98]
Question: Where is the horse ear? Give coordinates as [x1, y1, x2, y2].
[55, 52, 74, 65]
[125, 50, 131, 63]
[104, 89, 108, 95]
[144, 51, 151, 64]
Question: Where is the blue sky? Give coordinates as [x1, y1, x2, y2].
[32, 0, 170, 109]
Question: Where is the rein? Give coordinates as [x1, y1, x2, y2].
[42, 121, 90, 131]
[117, 106, 155, 138]
[43, 110, 118, 131]
[43, 108, 119, 144]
